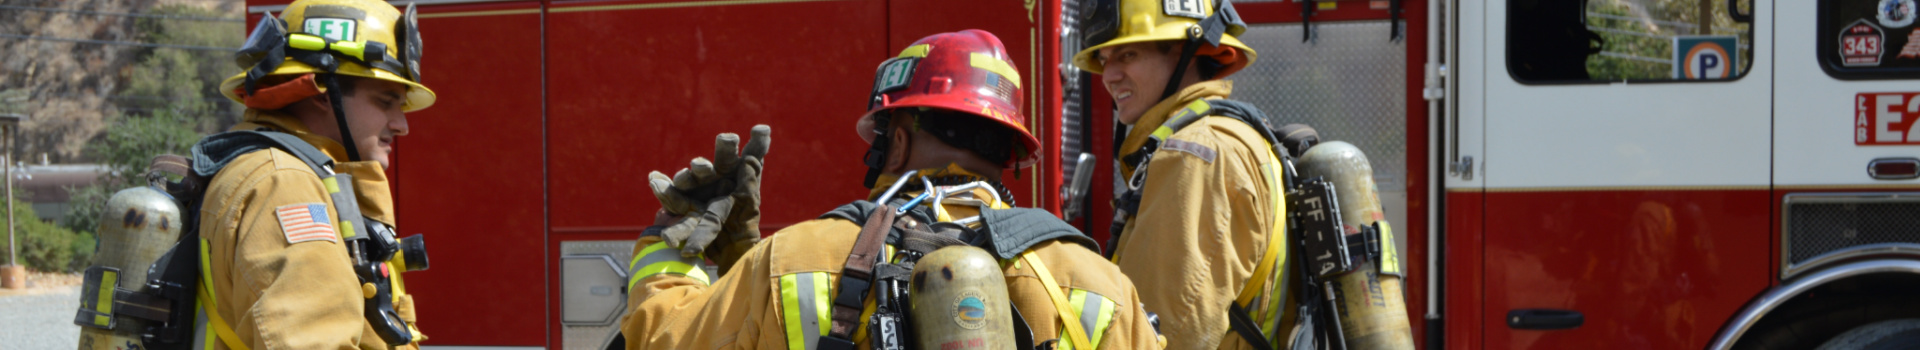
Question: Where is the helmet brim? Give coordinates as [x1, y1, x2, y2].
[859, 95, 1044, 169]
[220, 60, 436, 112]
[1070, 24, 1257, 77]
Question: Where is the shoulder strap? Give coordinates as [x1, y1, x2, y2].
[818, 201, 883, 223]
[820, 200, 934, 233]
[1023, 253, 1094, 350]
[190, 130, 335, 178]
[818, 207, 895, 350]
[195, 238, 254, 350]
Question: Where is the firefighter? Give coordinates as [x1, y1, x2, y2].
[194, 0, 433, 348]
[1073, 0, 1298, 349]
[621, 30, 1162, 350]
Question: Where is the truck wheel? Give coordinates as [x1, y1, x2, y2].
[1732, 297, 1920, 350]
[1814, 319, 1920, 350]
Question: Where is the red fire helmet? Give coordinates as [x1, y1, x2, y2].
[858, 29, 1042, 169]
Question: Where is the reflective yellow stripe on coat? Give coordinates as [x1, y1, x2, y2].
[778, 243, 906, 350]
[1056, 289, 1119, 350]
[780, 272, 832, 350]
[1243, 149, 1290, 345]
[628, 241, 710, 289]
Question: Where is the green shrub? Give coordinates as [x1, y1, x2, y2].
[0, 197, 95, 272]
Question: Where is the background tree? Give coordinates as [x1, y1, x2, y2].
[57, 3, 239, 247]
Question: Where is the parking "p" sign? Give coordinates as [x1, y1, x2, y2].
[1673, 36, 1740, 79]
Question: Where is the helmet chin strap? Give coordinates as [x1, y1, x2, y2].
[1159, 0, 1239, 102]
[1159, 33, 1204, 102]
[321, 74, 364, 163]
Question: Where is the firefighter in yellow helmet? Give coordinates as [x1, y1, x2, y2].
[193, 0, 433, 348]
[620, 30, 1163, 350]
[1072, 0, 1301, 349]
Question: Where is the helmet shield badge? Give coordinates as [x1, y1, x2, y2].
[236, 15, 290, 94]
[1080, 0, 1120, 49]
[397, 3, 421, 82]
[869, 57, 919, 110]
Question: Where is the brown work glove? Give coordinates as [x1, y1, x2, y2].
[646, 125, 770, 275]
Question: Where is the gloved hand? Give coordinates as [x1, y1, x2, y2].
[646, 125, 771, 274]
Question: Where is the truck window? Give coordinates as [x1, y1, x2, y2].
[1508, 0, 1755, 83]
[1820, 0, 1920, 79]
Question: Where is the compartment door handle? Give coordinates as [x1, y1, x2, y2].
[1507, 309, 1583, 330]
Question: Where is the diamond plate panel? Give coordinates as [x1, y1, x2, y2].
[1785, 196, 1920, 268]
[1230, 21, 1409, 252]
[561, 240, 637, 350]
[1063, 0, 1090, 181]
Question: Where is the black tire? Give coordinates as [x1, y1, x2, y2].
[1815, 319, 1920, 350]
[1731, 295, 1920, 350]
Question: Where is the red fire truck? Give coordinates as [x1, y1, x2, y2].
[231, 0, 1920, 348]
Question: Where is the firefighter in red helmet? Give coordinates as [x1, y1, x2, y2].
[619, 30, 1163, 350]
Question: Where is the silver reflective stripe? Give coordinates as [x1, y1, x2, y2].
[796, 272, 821, 350]
[193, 300, 210, 350]
[1079, 291, 1103, 339]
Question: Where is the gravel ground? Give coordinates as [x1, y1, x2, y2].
[0, 285, 80, 349]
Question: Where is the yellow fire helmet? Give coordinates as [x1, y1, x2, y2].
[219, 0, 435, 112]
[1071, 0, 1257, 78]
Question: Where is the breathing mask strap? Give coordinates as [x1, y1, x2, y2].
[320, 74, 364, 162]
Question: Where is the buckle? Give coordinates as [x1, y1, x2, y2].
[833, 276, 872, 310]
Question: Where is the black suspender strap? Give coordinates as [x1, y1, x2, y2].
[818, 207, 896, 350]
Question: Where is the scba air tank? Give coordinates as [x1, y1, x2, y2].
[909, 246, 1014, 350]
[1297, 141, 1414, 350]
[76, 186, 183, 350]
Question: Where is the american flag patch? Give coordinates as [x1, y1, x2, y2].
[276, 203, 338, 244]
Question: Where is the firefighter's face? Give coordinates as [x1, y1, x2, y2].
[1097, 42, 1185, 125]
[305, 77, 412, 169]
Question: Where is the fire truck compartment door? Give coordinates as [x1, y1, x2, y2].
[561, 254, 629, 326]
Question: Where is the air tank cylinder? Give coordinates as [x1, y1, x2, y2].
[1297, 141, 1414, 350]
[76, 186, 183, 350]
[909, 246, 1014, 350]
